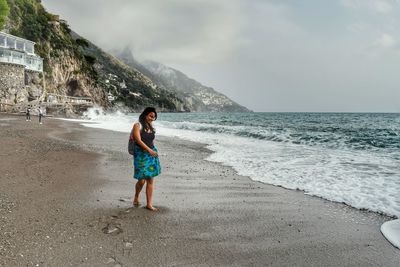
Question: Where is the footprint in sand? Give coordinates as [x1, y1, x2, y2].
[102, 222, 123, 235]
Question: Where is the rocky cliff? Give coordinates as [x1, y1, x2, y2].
[5, 0, 105, 108]
[1, 0, 187, 114]
[1, 0, 249, 115]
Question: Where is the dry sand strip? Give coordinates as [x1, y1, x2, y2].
[0, 114, 399, 266]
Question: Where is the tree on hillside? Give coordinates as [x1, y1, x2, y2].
[0, 0, 9, 30]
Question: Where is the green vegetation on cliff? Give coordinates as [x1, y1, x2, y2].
[0, 0, 9, 30]
[5, 0, 185, 111]
[7, 0, 94, 77]
[82, 40, 186, 111]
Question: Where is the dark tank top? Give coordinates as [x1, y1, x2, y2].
[140, 130, 155, 148]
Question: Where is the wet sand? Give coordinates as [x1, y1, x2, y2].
[0, 113, 399, 266]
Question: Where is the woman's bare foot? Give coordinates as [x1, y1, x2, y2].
[145, 206, 158, 211]
[132, 198, 140, 207]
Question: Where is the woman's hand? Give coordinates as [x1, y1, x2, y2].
[149, 149, 158, 157]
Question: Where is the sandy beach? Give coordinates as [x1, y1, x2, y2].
[0, 113, 399, 266]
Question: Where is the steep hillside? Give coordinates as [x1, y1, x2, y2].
[115, 49, 250, 112]
[72, 33, 188, 111]
[0, 0, 9, 30]
[143, 61, 250, 112]
[5, 0, 105, 105]
[2, 0, 186, 112]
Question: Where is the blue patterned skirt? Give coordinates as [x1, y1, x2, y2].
[133, 144, 161, 180]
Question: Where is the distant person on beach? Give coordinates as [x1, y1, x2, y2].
[131, 107, 161, 211]
[38, 106, 43, 124]
[26, 107, 31, 121]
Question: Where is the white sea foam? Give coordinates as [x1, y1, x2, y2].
[157, 121, 400, 218]
[60, 108, 400, 218]
[59, 107, 134, 133]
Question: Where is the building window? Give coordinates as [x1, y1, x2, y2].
[16, 40, 24, 51]
[0, 35, 5, 46]
[6, 37, 15, 49]
[25, 43, 34, 54]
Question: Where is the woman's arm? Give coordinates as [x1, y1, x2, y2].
[132, 123, 158, 157]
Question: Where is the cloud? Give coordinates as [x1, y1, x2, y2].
[371, 0, 394, 13]
[341, 1, 400, 55]
[43, 0, 246, 64]
[376, 33, 396, 48]
[347, 22, 367, 33]
[340, 0, 394, 13]
[41, 0, 400, 112]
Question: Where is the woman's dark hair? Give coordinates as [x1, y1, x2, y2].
[139, 107, 157, 133]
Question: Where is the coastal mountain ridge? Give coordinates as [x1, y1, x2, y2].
[0, 0, 249, 114]
[144, 61, 250, 112]
[2, 0, 185, 114]
[114, 48, 250, 112]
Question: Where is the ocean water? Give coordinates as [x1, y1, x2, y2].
[69, 109, 400, 218]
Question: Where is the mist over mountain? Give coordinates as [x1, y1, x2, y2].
[1, 0, 249, 115]
[114, 48, 251, 112]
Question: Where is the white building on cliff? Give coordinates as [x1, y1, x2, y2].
[0, 31, 43, 72]
[0, 32, 44, 112]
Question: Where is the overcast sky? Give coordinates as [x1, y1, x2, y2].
[41, 0, 400, 112]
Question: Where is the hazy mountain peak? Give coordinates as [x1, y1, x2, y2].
[141, 60, 251, 112]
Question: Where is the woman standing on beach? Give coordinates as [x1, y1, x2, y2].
[131, 107, 161, 211]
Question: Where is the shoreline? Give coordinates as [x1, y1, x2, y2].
[202, 153, 398, 220]
[1, 114, 399, 266]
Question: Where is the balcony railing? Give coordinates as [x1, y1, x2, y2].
[0, 32, 35, 54]
[0, 47, 43, 72]
[47, 94, 93, 105]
